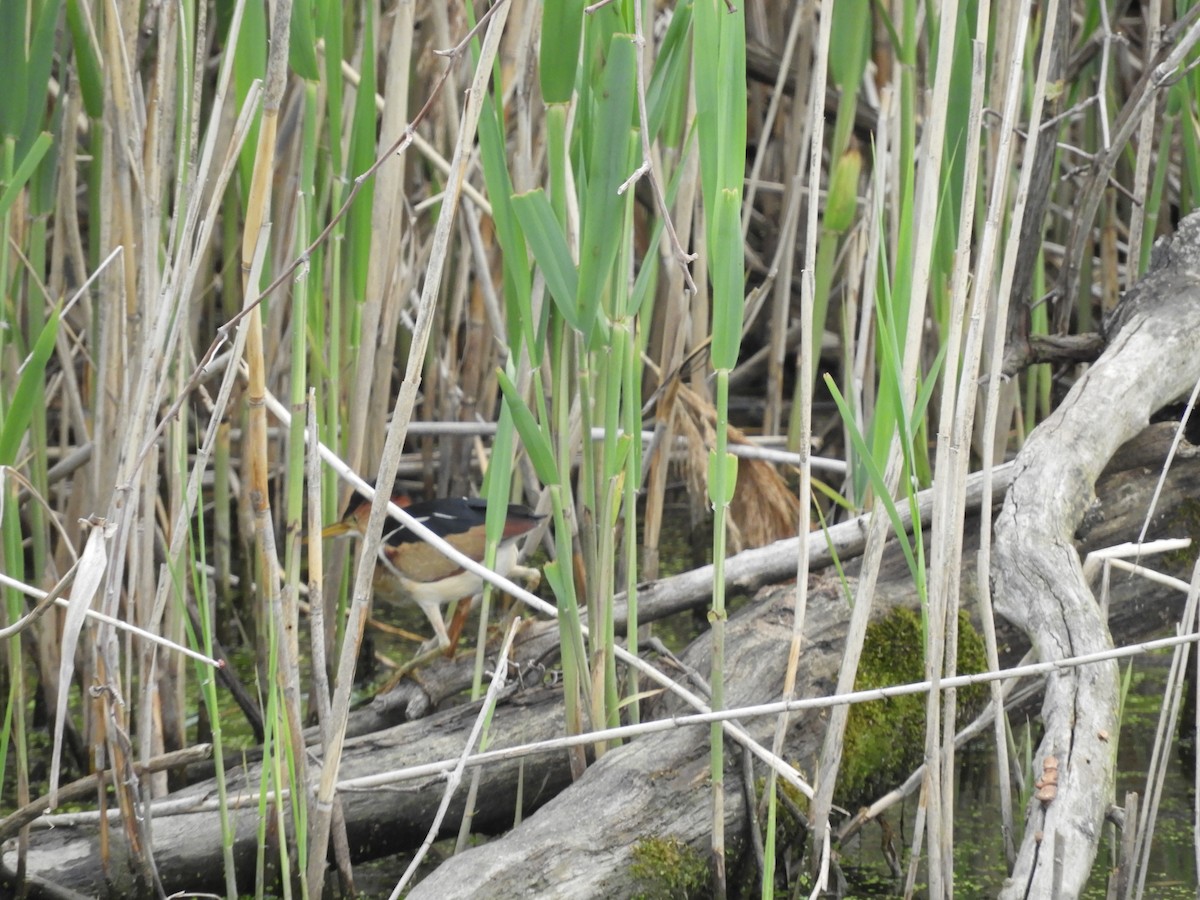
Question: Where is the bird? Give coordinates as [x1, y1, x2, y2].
[322, 490, 543, 658]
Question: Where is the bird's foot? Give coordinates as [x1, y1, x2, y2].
[378, 640, 449, 692]
[368, 617, 429, 643]
[510, 565, 541, 593]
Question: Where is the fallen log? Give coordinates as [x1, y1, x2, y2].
[410, 453, 1200, 898]
[5, 684, 574, 896]
[7, 444, 1198, 897]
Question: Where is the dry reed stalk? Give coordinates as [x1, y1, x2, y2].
[9, 1, 1200, 895]
[893, 0, 974, 887]
[967, 0, 1063, 887]
[347, 6, 415, 483]
[808, 0, 973, 886]
[308, 7, 514, 894]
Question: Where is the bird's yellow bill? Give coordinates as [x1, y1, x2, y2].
[321, 520, 357, 538]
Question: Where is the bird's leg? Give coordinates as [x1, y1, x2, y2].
[389, 601, 451, 681]
[391, 566, 544, 678]
[445, 596, 472, 658]
[414, 596, 452, 654]
[508, 564, 541, 593]
[444, 563, 541, 659]
[453, 566, 542, 653]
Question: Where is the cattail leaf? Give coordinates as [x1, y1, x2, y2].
[512, 188, 581, 333]
[707, 449, 739, 506]
[825, 373, 917, 577]
[289, 0, 321, 81]
[709, 188, 744, 371]
[823, 148, 863, 235]
[829, 0, 872, 91]
[345, 1, 376, 300]
[542, 559, 569, 607]
[233, 0, 267, 185]
[0, 304, 60, 464]
[576, 33, 636, 344]
[694, 0, 746, 208]
[497, 367, 559, 487]
[0, 132, 52, 219]
[479, 94, 534, 351]
[645, 2, 693, 144]
[0, 0, 61, 152]
[66, 0, 104, 119]
[540, 0, 585, 104]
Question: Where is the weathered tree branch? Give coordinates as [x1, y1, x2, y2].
[994, 211, 1200, 897]
[999, 332, 1106, 378]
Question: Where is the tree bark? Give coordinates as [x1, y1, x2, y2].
[994, 211, 1200, 898]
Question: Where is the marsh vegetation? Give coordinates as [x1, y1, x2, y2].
[2, 1, 1200, 897]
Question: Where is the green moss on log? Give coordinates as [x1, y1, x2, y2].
[630, 836, 710, 900]
[839, 606, 988, 807]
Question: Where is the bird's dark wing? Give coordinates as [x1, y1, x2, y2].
[380, 498, 542, 546]
[370, 499, 540, 583]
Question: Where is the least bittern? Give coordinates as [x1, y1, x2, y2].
[322, 491, 542, 657]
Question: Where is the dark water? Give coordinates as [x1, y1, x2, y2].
[835, 651, 1197, 897]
